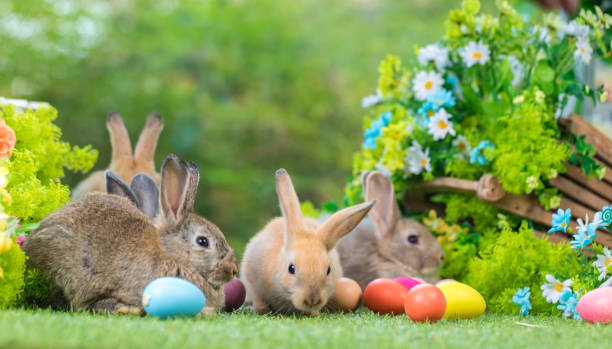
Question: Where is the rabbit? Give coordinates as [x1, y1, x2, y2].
[24, 154, 238, 315]
[336, 171, 445, 290]
[105, 171, 160, 220]
[240, 168, 375, 316]
[71, 112, 163, 201]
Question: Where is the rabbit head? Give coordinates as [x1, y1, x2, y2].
[362, 171, 444, 282]
[274, 169, 375, 313]
[71, 112, 163, 200]
[155, 154, 238, 287]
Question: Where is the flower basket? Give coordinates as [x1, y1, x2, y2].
[403, 113, 612, 248]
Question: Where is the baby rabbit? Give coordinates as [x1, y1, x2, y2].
[24, 154, 238, 315]
[336, 171, 444, 290]
[240, 169, 375, 315]
[71, 112, 163, 201]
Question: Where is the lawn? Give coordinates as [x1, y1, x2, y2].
[1, 308, 611, 349]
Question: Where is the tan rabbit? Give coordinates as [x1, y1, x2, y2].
[71, 112, 163, 201]
[336, 171, 444, 290]
[240, 169, 375, 315]
[24, 154, 238, 315]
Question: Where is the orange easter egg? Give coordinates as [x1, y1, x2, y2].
[329, 277, 362, 312]
[364, 278, 409, 315]
[404, 284, 446, 323]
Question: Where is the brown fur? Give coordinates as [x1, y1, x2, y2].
[336, 171, 444, 290]
[24, 155, 238, 314]
[240, 169, 375, 315]
[72, 112, 163, 200]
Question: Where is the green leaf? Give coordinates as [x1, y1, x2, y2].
[532, 61, 555, 95]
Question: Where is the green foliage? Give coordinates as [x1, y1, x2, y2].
[438, 194, 500, 233]
[1, 105, 97, 224]
[465, 222, 583, 315]
[0, 242, 26, 310]
[568, 133, 606, 180]
[18, 268, 50, 307]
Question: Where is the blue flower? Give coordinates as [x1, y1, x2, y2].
[557, 290, 582, 320]
[362, 112, 393, 150]
[512, 287, 532, 315]
[417, 101, 438, 118]
[570, 225, 597, 249]
[600, 206, 612, 227]
[446, 75, 460, 91]
[548, 208, 571, 234]
[427, 89, 455, 109]
[470, 140, 494, 165]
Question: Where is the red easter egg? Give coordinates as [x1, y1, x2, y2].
[223, 278, 246, 312]
[394, 277, 423, 292]
[404, 284, 446, 323]
[364, 278, 409, 315]
[576, 287, 612, 324]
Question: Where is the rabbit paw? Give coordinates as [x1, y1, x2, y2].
[309, 310, 320, 317]
[198, 306, 216, 317]
[116, 304, 144, 316]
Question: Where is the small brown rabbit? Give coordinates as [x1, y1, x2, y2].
[240, 169, 375, 316]
[71, 112, 163, 201]
[24, 154, 238, 315]
[336, 171, 444, 290]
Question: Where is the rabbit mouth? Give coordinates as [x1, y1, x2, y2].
[420, 267, 441, 283]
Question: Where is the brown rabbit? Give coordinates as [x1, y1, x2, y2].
[24, 154, 238, 315]
[336, 171, 444, 290]
[240, 169, 375, 315]
[105, 171, 160, 220]
[71, 112, 163, 201]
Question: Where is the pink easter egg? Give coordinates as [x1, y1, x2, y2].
[394, 277, 423, 292]
[576, 287, 612, 324]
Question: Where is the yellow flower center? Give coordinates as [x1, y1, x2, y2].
[472, 52, 482, 60]
[561, 221, 566, 228]
[581, 48, 585, 53]
[427, 110, 435, 117]
[438, 120, 448, 130]
[420, 159, 428, 166]
[606, 259, 611, 267]
[457, 143, 466, 150]
[554, 283, 563, 292]
[425, 81, 433, 90]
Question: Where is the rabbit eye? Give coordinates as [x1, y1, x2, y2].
[288, 263, 296, 275]
[407, 235, 419, 244]
[326, 266, 331, 276]
[196, 236, 209, 248]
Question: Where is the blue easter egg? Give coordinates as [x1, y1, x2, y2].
[142, 277, 206, 318]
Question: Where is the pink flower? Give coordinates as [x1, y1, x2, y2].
[0, 119, 16, 159]
[16, 235, 25, 248]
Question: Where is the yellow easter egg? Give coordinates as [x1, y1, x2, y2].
[437, 282, 486, 319]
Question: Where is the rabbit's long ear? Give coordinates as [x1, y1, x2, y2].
[160, 154, 197, 223]
[365, 171, 401, 238]
[107, 112, 132, 163]
[134, 112, 163, 164]
[317, 200, 376, 250]
[105, 170, 140, 208]
[275, 169, 303, 236]
[130, 173, 160, 219]
[360, 170, 373, 194]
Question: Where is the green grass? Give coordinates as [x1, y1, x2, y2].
[1, 308, 611, 349]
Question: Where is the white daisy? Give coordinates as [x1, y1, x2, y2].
[427, 109, 455, 140]
[459, 41, 490, 68]
[361, 89, 383, 108]
[532, 25, 551, 46]
[540, 274, 573, 303]
[574, 37, 593, 65]
[452, 135, 471, 158]
[506, 55, 523, 87]
[418, 43, 449, 71]
[412, 70, 443, 101]
[404, 142, 431, 175]
[593, 248, 612, 281]
[559, 20, 590, 39]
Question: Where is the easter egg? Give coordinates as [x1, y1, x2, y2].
[363, 278, 409, 315]
[435, 279, 456, 286]
[576, 287, 612, 324]
[329, 277, 362, 312]
[437, 281, 486, 319]
[404, 284, 446, 323]
[223, 277, 246, 312]
[394, 277, 423, 292]
[142, 277, 206, 318]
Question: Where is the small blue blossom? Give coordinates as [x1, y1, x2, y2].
[512, 287, 532, 315]
[470, 140, 494, 165]
[570, 225, 597, 249]
[362, 112, 392, 150]
[417, 101, 438, 118]
[446, 75, 460, 91]
[557, 290, 582, 320]
[548, 208, 571, 234]
[600, 205, 611, 226]
[427, 89, 455, 109]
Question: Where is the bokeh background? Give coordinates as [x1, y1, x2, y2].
[0, 0, 505, 255]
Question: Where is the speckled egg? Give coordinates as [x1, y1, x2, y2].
[329, 277, 362, 312]
[142, 277, 206, 318]
[363, 278, 409, 315]
[394, 277, 423, 292]
[223, 277, 246, 312]
[437, 281, 485, 319]
[576, 287, 612, 324]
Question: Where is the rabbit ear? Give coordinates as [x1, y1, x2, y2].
[275, 169, 303, 235]
[134, 112, 163, 164]
[107, 112, 132, 162]
[317, 200, 376, 250]
[364, 171, 401, 238]
[160, 154, 197, 222]
[130, 173, 160, 219]
[105, 170, 140, 208]
[360, 170, 373, 195]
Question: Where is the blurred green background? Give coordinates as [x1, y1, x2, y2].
[0, 0, 464, 256]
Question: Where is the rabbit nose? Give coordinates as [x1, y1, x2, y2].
[303, 294, 322, 308]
